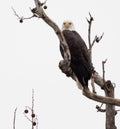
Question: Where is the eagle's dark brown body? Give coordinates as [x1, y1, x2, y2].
[60, 30, 93, 88]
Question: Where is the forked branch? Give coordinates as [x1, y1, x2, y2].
[12, 7, 36, 23]
[87, 13, 104, 60]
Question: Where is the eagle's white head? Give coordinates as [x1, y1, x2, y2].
[62, 20, 75, 31]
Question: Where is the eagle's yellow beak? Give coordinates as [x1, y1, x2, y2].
[64, 22, 71, 29]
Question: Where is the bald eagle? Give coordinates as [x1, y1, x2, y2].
[60, 21, 93, 89]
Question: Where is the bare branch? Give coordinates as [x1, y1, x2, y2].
[102, 59, 107, 84]
[12, 7, 36, 23]
[86, 12, 94, 53]
[83, 89, 120, 106]
[96, 33, 104, 43]
[91, 35, 97, 47]
[24, 112, 32, 122]
[12, 7, 21, 19]
[23, 89, 38, 128]
[31, 90, 38, 128]
[86, 12, 104, 49]
[96, 104, 106, 112]
[13, 108, 17, 129]
[87, 13, 104, 63]
[91, 33, 104, 47]
[32, 89, 34, 129]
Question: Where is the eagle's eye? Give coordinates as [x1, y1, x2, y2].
[69, 22, 72, 25]
[63, 22, 66, 25]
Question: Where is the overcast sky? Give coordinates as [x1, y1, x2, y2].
[0, 0, 120, 129]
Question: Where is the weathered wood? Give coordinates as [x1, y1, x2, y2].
[104, 81, 117, 129]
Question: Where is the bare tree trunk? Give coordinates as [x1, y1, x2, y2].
[104, 81, 116, 129]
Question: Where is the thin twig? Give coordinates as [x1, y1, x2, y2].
[91, 33, 104, 47]
[96, 33, 104, 43]
[96, 103, 106, 112]
[102, 59, 107, 84]
[100, 103, 103, 108]
[32, 89, 34, 113]
[32, 89, 34, 129]
[86, 12, 94, 58]
[91, 35, 98, 47]
[12, 7, 36, 23]
[24, 113, 32, 122]
[33, 116, 39, 129]
[11, 7, 21, 19]
[13, 108, 17, 129]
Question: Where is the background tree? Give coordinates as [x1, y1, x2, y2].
[12, 0, 120, 129]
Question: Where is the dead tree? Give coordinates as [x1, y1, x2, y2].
[13, 0, 120, 129]
[13, 89, 38, 129]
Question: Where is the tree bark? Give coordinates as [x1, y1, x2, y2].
[104, 81, 116, 129]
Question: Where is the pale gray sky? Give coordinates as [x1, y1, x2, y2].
[0, 0, 120, 129]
